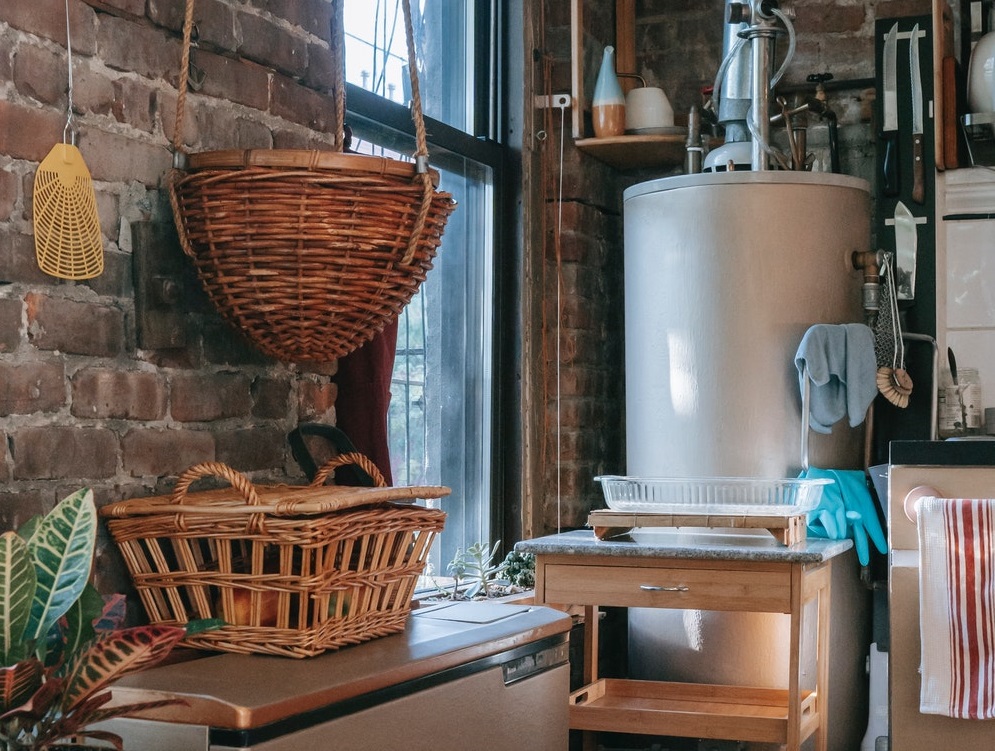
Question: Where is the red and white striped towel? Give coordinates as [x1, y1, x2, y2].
[918, 496, 995, 719]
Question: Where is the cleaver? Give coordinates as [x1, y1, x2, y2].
[893, 201, 917, 300]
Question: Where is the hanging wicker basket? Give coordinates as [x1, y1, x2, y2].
[167, 0, 456, 362]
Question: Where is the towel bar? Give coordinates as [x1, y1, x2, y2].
[903, 484, 941, 523]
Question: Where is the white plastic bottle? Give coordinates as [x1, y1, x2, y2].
[960, 367, 983, 434]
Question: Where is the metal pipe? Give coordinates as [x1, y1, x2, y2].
[749, 23, 773, 170]
[741, 2, 784, 170]
[852, 249, 884, 322]
[801, 372, 810, 471]
[720, 0, 752, 142]
[824, 109, 841, 173]
[686, 105, 703, 174]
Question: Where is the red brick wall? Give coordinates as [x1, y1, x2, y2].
[0, 0, 340, 596]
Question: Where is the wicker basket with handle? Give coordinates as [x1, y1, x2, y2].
[100, 454, 448, 658]
[167, 0, 456, 363]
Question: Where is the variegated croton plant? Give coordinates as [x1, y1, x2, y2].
[0, 488, 198, 750]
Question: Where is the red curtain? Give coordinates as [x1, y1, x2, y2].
[333, 318, 398, 485]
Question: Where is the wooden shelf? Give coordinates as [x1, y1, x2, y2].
[574, 134, 689, 170]
[570, 0, 697, 170]
[570, 678, 819, 745]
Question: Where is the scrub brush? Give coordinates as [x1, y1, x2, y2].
[875, 253, 913, 408]
[877, 365, 913, 408]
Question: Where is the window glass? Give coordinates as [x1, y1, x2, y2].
[343, 2, 475, 134]
[343, 1, 500, 582]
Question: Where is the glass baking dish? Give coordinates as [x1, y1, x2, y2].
[593, 476, 831, 516]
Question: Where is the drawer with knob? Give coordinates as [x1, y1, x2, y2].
[540, 562, 792, 613]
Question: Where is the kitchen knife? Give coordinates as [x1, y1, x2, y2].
[882, 23, 900, 196]
[910, 25, 925, 203]
[893, 201, 917, 300]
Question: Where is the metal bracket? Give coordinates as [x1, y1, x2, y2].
[133, 221, 187, 349]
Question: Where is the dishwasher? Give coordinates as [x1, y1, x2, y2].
[100, 602, 571, 751]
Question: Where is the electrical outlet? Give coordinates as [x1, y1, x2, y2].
[534, 93, 572, 109]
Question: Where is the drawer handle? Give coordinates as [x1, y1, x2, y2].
[639, 584, 689, 592]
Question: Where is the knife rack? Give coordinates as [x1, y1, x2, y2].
[870, 14, 939, 463]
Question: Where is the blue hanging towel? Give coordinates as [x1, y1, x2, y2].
[794, 323, 878, 434]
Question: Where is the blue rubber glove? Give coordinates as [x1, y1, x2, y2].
[798, 467, 888, 565]
[800, 467, 847, 540]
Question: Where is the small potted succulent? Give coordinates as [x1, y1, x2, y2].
[0, 488, 207, 750]
[427, 542, 535, 603]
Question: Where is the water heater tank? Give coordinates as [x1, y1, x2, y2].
[624, 171, 870, 478]
[623, 171, 872, 751]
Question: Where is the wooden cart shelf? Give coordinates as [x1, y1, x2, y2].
[587, 509, 808, 546]
[570, 678, 818, 745]
[524, 537, 838, 751]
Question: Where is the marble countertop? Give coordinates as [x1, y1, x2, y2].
[515, 528, 853, 564]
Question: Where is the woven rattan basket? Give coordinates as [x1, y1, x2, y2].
[167, 0, 456, 362]
[100, 454, 448, 658]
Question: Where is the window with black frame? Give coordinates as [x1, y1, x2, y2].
[341, 1, 504, 581]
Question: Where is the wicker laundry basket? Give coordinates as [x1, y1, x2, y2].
[100, 454, 448, 658]
[167, 0, 456, 362]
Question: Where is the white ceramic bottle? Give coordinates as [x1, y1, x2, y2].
[592, 46, 625, 137]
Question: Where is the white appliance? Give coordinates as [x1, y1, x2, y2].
[100, 603, 571, 751]
[623, 170, 873, 751]
[888, 440, 995, 749]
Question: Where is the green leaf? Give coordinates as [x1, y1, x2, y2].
[15, 515, 41, 545]
[35, 689, 114, 747]
[184, 617, 224, 636]
[0, 657, 44, 713]
[92, 593, 127, 633]
[0, 669, 62, 724]
[25, 489, 97, 642]
[0, 532, 36, 663]
[62, 583, 104, 660]
[60, 625, 186, 712]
